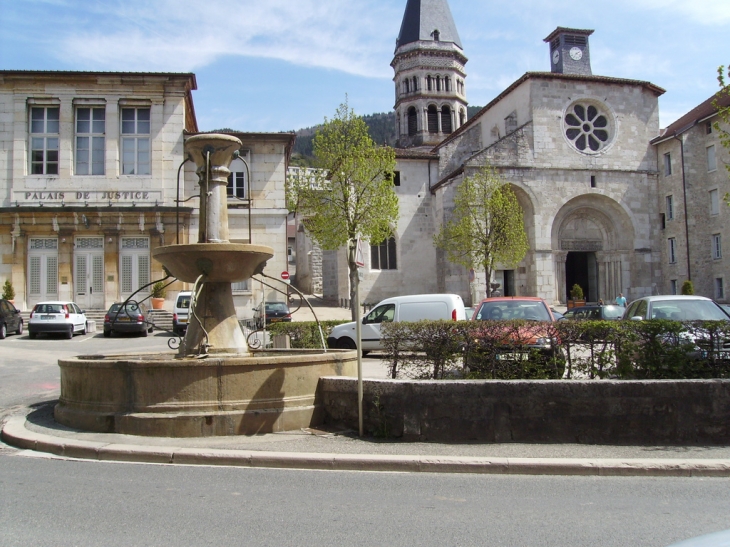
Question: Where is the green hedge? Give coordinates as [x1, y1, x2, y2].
[268, 319, 730, 380]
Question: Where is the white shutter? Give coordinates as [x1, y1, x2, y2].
[92, 255, 104, 294]
[76, 254, 87, 296]
[29, 256, 41, 295]
[138, 254, 149, 290]
[121, 255, 133, 293]
[46, 256, 58, 295]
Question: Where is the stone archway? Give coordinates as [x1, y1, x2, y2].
[551, 196, 635, 304]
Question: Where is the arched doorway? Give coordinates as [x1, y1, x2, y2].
[551, 196, 635, 304]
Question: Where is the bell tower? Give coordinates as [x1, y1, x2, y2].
[392, 0, 468, 149]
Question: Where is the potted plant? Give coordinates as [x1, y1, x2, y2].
[151, 281, 166, 310]
[2, 279, 15, 305]
[568, 283, 585, 309]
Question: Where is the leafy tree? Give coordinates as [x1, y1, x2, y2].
[290, 100, 398, 320]
[434, 164, 528, 297]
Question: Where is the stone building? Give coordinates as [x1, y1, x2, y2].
[0, 71, 294, 316]
[651, 93, 730, 300]
[313, 1, 670, 308]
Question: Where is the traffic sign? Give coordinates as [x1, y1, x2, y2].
[281, 271, 290, 283]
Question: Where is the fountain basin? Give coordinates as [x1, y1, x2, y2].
[55, 349, 357, 437]
[152, 243, 273, 283]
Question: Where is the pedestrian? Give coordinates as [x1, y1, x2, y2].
[598, 299, 604, 305]
[615, 293, 627, 307]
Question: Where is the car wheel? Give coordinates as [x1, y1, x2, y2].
[336, 337, 357, 350]
[142, 327, 148, 337]
[66, 328, 73, 339]
[148, 324, 154, 334]
[0, 323, 6, 339]
[17, 320, 23, 335]
[103, 330, 111, 338]
[81, 322, 87, 335]
[28, 331, 37, 339]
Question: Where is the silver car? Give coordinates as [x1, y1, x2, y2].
[623, 295, 730, 321]
[28, 301, 88, 339]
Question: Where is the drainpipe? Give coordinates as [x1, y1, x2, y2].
[673, 135, 691, 281]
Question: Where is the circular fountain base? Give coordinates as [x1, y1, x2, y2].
[55, 350, 357, 437]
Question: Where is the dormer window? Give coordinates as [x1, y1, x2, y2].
[432, 29, 440, 41]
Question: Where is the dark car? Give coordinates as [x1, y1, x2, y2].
[562, 304, 624, 321]
[0, 298, 23, 339]
[104, 301, 154, 337]
[253, 301, 292, 327]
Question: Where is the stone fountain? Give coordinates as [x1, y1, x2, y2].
[54, 134, 356, 437]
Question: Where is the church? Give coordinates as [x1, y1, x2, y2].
[312, 0, 729, 308]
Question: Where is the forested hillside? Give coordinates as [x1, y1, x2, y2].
[291, 106, 482, 166]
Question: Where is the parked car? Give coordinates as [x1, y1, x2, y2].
[623, 295, 730, 361]
[562, 304, 624, 321]
[28, 301, 87, 339]
[623, 295, 730, 321]
[253, 301, 292, 328]
[173, 291, 192, 335]
[103, 301, 154, 337]
[0, 298, 23, 339]
[471, 296, 563, 367]
[327, 293, 466, 352]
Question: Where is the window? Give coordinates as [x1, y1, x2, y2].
[668, 238, 676, 264]
[713, 234, 722, 259]
[232, 280, 250, 291]
[564, 101, 611, 153]
[445, 77, 451, 92]
[707, 145, 717, 172]
[427, 75, 432, 91]
[666, 195, 674, 220]
[407, 107, 417, 136]
[370, 236, 397, 270]
[227, 157, 247, 199]
[710, 189, 720, 215]
[29, 106, 59, 175]
[664, 153, 672, 176]
[404, 79, 410, 94]
[716, 278, 725, 300]
[436, 76, 442, 92]
[707, 121, 713, 134]
[432, 30, 440, 42]
[412, 76, 418, 92]
[391, 171, 401, 187]
[427, 105, 439, 133]
[590, 175, 597, 188]
[660, 213, 666, 230]
[121, 107, 150, 175]
[670, 279, 678, 295]
[441, 105, 452, 134]
[75, 107, 105, 175]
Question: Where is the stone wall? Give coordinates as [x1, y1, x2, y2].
[320, 377, 730, 445]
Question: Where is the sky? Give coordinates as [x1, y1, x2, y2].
[1, 0, 729, 133]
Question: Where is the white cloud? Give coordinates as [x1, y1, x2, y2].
[56, 0, 400, 78]
[629, 0, 730, 24]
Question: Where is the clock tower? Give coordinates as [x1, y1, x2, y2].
[392, 0, 468, 148]
[544, 27, 593, 76]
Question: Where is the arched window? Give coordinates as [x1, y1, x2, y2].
[412, 76, 418, 91]
[408, 107, 418, 136]
[460, 108, 466, 127]
[427, 105, 439, 133]
[227, 157, 246, 199]
[432, 29, 440, 42]
[371, 236, 397, 270]
[404, 79, 410, 93]
[427, 75, 432, 91]
[436, 76, 442, 92]
[441, 105, 452, 134]
[445, 77, 451, 92]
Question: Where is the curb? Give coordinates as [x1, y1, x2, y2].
[4, 416, 730, 477]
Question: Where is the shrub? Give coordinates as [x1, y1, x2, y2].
[570, 283, 584, 300]
[151, 281, 166, 298]
[267, 321, 348, 350]
[2, 279, 15, 301]
[681, 280, 694, 295]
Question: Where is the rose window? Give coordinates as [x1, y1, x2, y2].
[564, 103, 611, 152]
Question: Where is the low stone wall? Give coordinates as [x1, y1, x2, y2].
[319, 378, 730, 445]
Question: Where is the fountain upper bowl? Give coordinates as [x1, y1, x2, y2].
[152, 243, 274, 283]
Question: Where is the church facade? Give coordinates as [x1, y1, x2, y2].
[319, 0, 684, 308]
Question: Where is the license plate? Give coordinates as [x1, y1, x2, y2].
[496, 352, 528, 361]
[41, 315, 54, 320]
[178, 318, 187, 324]
[117, 317, 130, 322]
[270, 318, 282, 323]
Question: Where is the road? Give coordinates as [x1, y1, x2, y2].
[1, 330, 730, 546]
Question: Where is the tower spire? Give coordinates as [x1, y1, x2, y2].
[392, 0, 468, 149]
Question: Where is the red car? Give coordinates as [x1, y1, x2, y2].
[471, 296, 563, 368]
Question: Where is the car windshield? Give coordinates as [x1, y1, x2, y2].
[265, 303, 289, 312]
[475, 301, 551, 321]
[109, 303, 140, 314]
[649, 300, 729, 321]
[602, 305, 624, 319]
[177, 296, 191, 309]
[35, 304, 65, 314]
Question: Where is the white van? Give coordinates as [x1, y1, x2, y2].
[326, 294, 466, 353]
[172, 291, 192, 335]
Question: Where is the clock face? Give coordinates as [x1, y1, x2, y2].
[569, 47, 583, 61]
[552, 50, 560, 65]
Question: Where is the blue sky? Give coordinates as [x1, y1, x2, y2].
[2, 0, 729, 133]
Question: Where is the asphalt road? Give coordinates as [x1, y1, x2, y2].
[2, 330, 730, 547]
